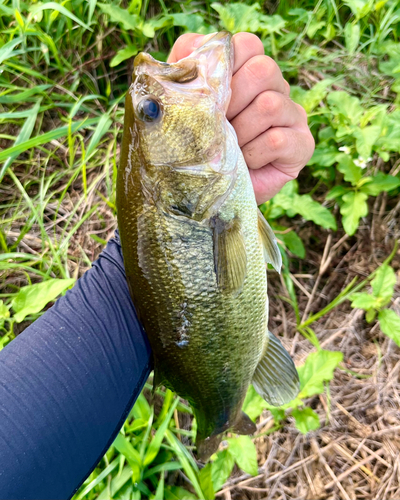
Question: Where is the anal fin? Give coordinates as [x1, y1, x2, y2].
[258, 209, 282, 273]
[252, 331, 299, 406]
[196, 435, 222, 462]
[232, 411, 257, 435]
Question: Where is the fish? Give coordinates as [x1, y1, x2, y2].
[116, 31, 299, 461]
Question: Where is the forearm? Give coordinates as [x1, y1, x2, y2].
[0, 235, 152, 500]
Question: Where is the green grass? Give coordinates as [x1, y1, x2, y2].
[1, 0, 400, 498]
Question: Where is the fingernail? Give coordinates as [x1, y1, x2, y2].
[192, 33, 217, 48]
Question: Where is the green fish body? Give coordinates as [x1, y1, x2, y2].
[117, 32, 299, 460]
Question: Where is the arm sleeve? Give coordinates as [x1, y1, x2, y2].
[0, 234, 153, 500]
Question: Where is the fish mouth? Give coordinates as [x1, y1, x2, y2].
[134, 52, 199, 83]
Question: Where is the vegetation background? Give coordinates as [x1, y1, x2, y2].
[1, 0, 400, 498]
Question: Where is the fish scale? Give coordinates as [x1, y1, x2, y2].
[117, 31, 299, 460]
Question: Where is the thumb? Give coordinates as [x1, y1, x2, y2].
[167, 33, 216, 63]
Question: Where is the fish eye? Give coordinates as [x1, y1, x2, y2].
[137, 97, 161, 123]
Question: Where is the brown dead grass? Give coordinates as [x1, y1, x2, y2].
[215, 193, 400, 500]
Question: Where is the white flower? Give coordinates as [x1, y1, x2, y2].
[354, 156, 372, 169]
[339, 146, 351, 154]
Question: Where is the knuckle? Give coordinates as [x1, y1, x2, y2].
[256, 91, 282, 116]
[245, 55, 280, 85]
[305, 131, 316, 161]
[295, 102, 308, 121]
[267, 128, 286, 152]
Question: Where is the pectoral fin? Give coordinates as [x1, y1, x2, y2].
[258, 210, 282, 273]
[252, 331, 299, 406]
[211, 216, 247, 293]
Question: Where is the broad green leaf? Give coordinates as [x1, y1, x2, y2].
[292, 80, 332, 113]
[199, 463, 214, 500]
[324, 23, 336, 41]
[350, 292, 380, 310]
[361, 173, 400, 196]
[336, 154, 362, 185]
[11, 278, 75, 323]
[292, 194, 337, 230]
[227, 435, 258, 476]
[211, 2, 262, 33]
[344, 0, 374, 19]
[260, 14, 286, 34]
[378, 309, 400, 346]
[298, 350, 343, 398]
[326, 185, 349, 200]
[269, 406, 286, 422]
[327, 91, 364, 125]
[340, 191, 368, 235]
[272, 181, 336, 229]
[110, 45, 138, 67]
[344, 22, 360, 54]
[281, 230, 305, 258]
[353, 125, 381, 159]
[242, 384, 269, 421]
[29, 2, 91, 30]
[371, 264, 396, 301]
[307, 145, 338, 167]
[128, 0, 142, 15]
[366, 308, 377, 323]
[211, 449, 235, 491]
[97, 3, 139, 30]
[307, 20, 325, 39]
[292, 407, 320, 434]
[171, 13, 208, 32]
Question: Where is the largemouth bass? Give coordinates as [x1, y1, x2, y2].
[117, 32, 299, 460]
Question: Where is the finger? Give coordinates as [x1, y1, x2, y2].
[231, 32, 264, 73]
[167, 32, 264, 73]
[231, 92, 306, 147]
[167, 33, 208, 63]
[242, 127, 315, 174]
[250, 165, 297, 204]
[227, 55, 289, 120]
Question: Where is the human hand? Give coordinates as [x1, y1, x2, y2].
[168, 32, 315, 204]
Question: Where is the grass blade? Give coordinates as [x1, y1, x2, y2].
[0, 99, 41, 181]
[0, 117, 98, 163]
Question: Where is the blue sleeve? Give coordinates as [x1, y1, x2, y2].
[0, 234, 153, 500]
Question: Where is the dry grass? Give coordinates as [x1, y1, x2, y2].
[213, 201, 400, 500]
